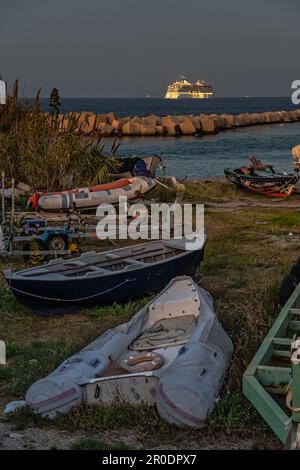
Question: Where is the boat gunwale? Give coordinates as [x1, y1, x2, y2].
[4, 239, 205, 282]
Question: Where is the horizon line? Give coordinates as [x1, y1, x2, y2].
[23, 96, 293, 100]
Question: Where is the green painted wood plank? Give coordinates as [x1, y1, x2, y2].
[243, 375, 291, 444]
[272, 350, 290, 358]
[290, 308, 300, 315]
[288, 320, 300, 331]
[256, 365, 291, 386]
[272, 338, 292, 346]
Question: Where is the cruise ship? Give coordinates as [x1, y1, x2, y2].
[165, 78, 214, 99]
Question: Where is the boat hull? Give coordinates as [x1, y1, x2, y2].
[29, 177, 156, 212]
[224, 169, 298, 197]
[5, 247, 204, 315]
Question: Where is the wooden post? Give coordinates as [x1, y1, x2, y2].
[0, 340, 6, 365]
[1, 171, 5, 224]
[11, 178, 15, 224]
[10, 178, 15, 254]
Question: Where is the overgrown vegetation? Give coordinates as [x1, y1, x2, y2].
[0, 81, 120, 191]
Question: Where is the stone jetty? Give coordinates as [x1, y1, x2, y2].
[53, 109, 300, 137]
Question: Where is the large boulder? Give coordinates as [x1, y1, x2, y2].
[96, 114, 107, 127]
[88, 114, 97, 129]
[191, 117, 202, 132]
[61, 118, 70, 130]
[260, 112, 271, 123]
[199, 117, 216, 134]
[255, 113, 265, 124]
[122, 121, 140, 136]
[162, 115, 180, 126]
[80, 122, 94, 135]
[107, 112, 116, 124]
[232, 115, 243, 126]
[179, 120, 196, 135]
[100, 124, 115, 136]
[215, 115, 226, 130]
[140, 124, 157, 136]
[281, 111, 292, 122]
[111, 119, 122, 132]
[119, 116, 131, 126]
[142, 115, 159, 126]
[130, 115, 141, 124]
[248, 113, 260, 125]
[68, 111, 81, 121]
[178, 115, 193, 123]
[288, 110, 299, 121]
[161, 116, 179, 135]
[155, 125, 167, 135]
[221, 114, 234, 128]
[270, 111, 283, 123]
[241, 113, 252, 126]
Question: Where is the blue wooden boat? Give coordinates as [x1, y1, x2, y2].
[3, 236, 206, 315]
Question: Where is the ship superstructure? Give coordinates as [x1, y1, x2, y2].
[165, 78, 214, 99]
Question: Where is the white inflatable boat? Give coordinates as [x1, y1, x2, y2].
[29, 176, 156, 212]
[24, 276, 233, 428]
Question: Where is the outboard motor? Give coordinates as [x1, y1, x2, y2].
[132, 159, 148, 176]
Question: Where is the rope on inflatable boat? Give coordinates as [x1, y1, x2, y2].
[8, 277, 137, 302]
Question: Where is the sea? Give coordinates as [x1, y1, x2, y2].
[39, 97, 300, 179]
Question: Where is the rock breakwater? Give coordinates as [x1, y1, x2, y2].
[50, 109, 300, 137]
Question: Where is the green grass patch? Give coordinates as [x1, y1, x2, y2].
[57, 404, 174, 435]
[81, 297, 149, 322]
[0, 340, 79, 398]
[207, 391, 268, 435]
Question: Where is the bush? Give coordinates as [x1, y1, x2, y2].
[0, 85, 119, 191]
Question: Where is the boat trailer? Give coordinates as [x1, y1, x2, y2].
[243, 282, 300, 449]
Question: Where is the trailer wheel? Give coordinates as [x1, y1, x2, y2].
[47, 234, 68, 252]
[23, 239, 48, 265]
[279, 274, 298, 306]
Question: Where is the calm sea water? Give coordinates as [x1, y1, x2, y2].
[39, 97, 300, 178]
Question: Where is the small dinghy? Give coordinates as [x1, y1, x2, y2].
[224, 157, 298, 197]
[28, 176, 156, 212]
[22, 276, 233, 427]
[3, 235, 206, 315]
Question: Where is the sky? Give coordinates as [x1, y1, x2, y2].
[0, 0, 299, 98]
